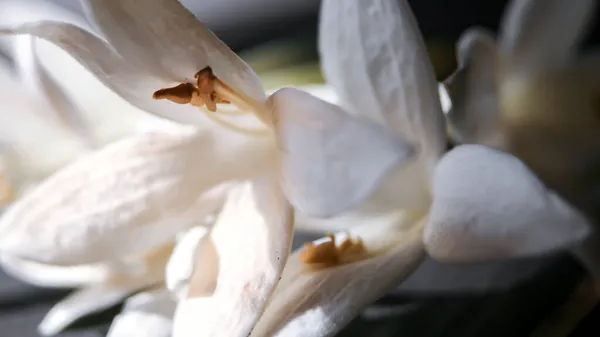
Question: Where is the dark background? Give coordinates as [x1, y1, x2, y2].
[2, 0, 600, 336]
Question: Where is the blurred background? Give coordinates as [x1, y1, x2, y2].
[1, 0, 600, 336]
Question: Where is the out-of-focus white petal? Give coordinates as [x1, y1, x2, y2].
[251, 212, 426, 337]
[38, 243, 172, 336]
[165, 226, 209, 300]
[268, 88, 414, 218]
[14, 35, 92, 145]
[424, 145, 591, 262]
[172, 175, 293, 337]
[499, 0, 596, 71]
[0, 125, 274, 265]
[80, 0, 266, 107]
[0, 254, 113, 288]
[319, 0, 446, 162]
[445, 28, 501, 144]
[107, 287, 176, 337]
[0, 21, 214, 126]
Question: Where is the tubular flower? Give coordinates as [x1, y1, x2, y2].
[443, 0, 600, 276]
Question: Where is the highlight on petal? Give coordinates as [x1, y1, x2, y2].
[251, 211, 426, 337]
[14, 35, 92, 145]
[0, 125, 271, 265]
[424, 144, 591, 263]
[268, 88, 415, 218]
[444, 28, 501, 145]
[0, 21, 214, 126]
[319, 0, 446, 160]
[107, 287, 176, 337]
[499, 0, 596, 70]
[38, 243, 172, 336]
[0, 253, 113, 288]
[80, 0, 266, 107]
[172, 175, 293, 337]
[165, 226, 210, 300]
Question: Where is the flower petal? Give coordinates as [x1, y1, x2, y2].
[80, 0, 266, 106]
[444, 28, 501, 144]
[0, 21, 212, 126]
[172, 175, 293, 337]
[268, 88, 415, 218]
[0, 125, 274, 265]
[0, 253, 113, 288]
[319, 0, 446, 161]
[424, 144, 591, 262]
[107, 287, 176, 337]
[251, 212, 426, 337]
[165, 226, 210, 300]
[38, 243, 172, 335]
[499, 0, 596, 70]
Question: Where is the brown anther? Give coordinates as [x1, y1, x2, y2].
[152, 82, 196, 105]
[299, 233, 368, 269]
[152, 67, 230, 112]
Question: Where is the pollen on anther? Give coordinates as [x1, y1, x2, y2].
[299, 233, 368, 268]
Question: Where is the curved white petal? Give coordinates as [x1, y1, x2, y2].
[445, 28, 501, 144]
[0, 253, 113, 288]
[165, 225, 210, 300]
[80, 0, 266, 107]
[107, 287, 176, 337]
[0, 125, 274, 265]
[0, 21, 214, 126]
[269, 88, 414, 218]
[424, 144, 591, 262]
[251, 212, 426, 337]
[319, 0, 446, 161]
[172, 175, 293, 337]
[499, 0, 596, 70]
[38, 243, 172, 336]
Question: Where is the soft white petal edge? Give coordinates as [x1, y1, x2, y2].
[0, 125, 271, 265]
[172, 175, 294, 337]
[499, 0, 596, 70]
[0, 21, 212, 126]
[424, 144, 591, 262]
[80, 0, 266, 107]
[107, 287, 176, 337]
[165, 226, 210, 300]
[269, 88, 414, 218]
[0, 253, 112, 288]
[319, 0, 446, 161]
[251, 212, 426, 337]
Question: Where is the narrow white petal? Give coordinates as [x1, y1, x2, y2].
[0, 21, 210, 126]
[165, 226, 210, 300]
[0, 125, 274, 265]
[268, 88, 414, 218]
[319, 0, 446, 161]
[499, 0, 596, 70]
[38, 243, 172, 335]
[0, 253, 113, 288]
[80, 0, 266, 107]
[172, 176, 293, 337]
[251, 212, 426, 337]
[107, 288, 176, 337]
[14, 35, 92, 144]
[445, 28, 501, 144]
[424, 145, 591, 262]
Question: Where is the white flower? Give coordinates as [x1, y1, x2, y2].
[243, 0, 593, 335]
[443, 0, 600, 275]
[0, 0, 416, 336]
[0, 0, 590, 336]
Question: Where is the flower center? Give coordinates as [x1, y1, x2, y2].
[299, 233, 368, 269]
[152, 67, 268, 135]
